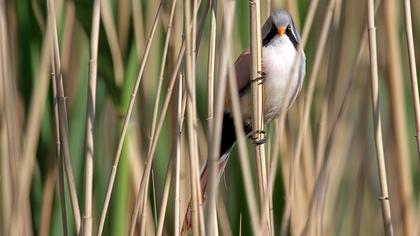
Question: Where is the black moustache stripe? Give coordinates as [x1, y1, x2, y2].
[262, 23, 278, 46]
[286, 27, 299, 50]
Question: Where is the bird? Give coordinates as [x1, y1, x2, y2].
[182, 9, 305, 234]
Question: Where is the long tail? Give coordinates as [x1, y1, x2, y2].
[181, 113, 239, 234]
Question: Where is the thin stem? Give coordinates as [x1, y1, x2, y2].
[174, 75, 184, 236]
[83, 0, 101, 235]
[47, 0, 81, 232]
[249, 0, 269, 233]
[281, 0, 335, 234]
[403, 0, 420, 160]
[97, 2, 164, 235]
[367, 0, 393, 234]
[206, 1, 235, 235]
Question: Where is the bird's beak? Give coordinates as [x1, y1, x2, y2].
[277, 26, 286, 36]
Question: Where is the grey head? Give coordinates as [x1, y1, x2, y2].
[262, 10, 301, 49]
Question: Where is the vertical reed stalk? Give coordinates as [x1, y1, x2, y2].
[383, 1, 413, 234]
[183, 0, 204, 234]
[249, 0, 270, 233]
[97, 2, 164, 235]
[367, 0, 394, 234]
[207, 0, 217, 140]
[227, 53, 260, 236]
[403, 0, 420, 160]
[47, 0, 81, 232]
[206, 1, 235, 235]
[83, 0, 101, 235]
[174, 75, 184, 235]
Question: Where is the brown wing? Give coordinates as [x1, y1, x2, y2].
[224, 48, 252, 110]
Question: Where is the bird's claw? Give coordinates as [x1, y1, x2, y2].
[250, 129, 266, 145]
[252, 71, 266, 84]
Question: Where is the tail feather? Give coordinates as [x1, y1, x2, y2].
[181, 113, 251, 235]
[181, 113, 236, 234]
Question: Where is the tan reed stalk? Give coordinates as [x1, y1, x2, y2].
[174, 75, 184, 235]
[227, 55, 259, 236]
[263, 0, 321, 233]
[249, 0, 270, 234]
[205, 1, 235, 235]
[403, 0, 420, 160]
[20, 22, 51, 204]
[60, 0, 75, 73]
[97, 2, 164, 235]
[302, 1, 381, 233]
[132, 0, 146, 56]
[280, 0, 336, 234]
[131, 42, 185, 236]
[217, 195, 233, 236]
[47, 0, 82, 232]
[157, 82, 187, 236]
[205, 3, 217, 229]
[39, 162, 57, 236]
[82, 0, 101, 235]
[131, 1, 208, 233]
[0, 3, 18, 234]
[155, 159, 174, 236]
[117, 0, 130, 53]
[51, 39, 69, 236]
[132, 0, 207, 232]
[367, 0, 394, 234]
[207, 0, 216, 142]
[100, 0, 124, 86]
[135, 2, 178, 231]
[183, 0, 205, 234]
[383, 1, 413, 235]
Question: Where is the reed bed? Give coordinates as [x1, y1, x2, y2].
[1, 0, 419, 235]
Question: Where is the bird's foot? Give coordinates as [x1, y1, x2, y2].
[252, 71, 266, 84]
[250, 129, 266, 145]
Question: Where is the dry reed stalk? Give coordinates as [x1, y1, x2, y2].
[132, 0, 146, 57]
[100, 0, 124, 86]
[51, 40, 69, 236]
[47, 0, 82, 231]
[82, 0, 101, 235]
[227, 53, 260, 236]
[403, 0, 420, 160]
[131, 0, 209, 232]
[267, 0, 319, 234]
[39, 161, 57, 236]
[183, 0, 205, 234]
[302, 1, 380, 233]
[131, 42, 185, 236]
[60, 0, 75, 74]
[367, 0, 394, 234]
[207, 0, 216, 142]
[127, 128, 156, 236]
[131, 0, 209, 231]
[205, 1, 235, 235]
[383, 1, 413, 235]
[136, 1, 178, 231]
[156, 155, 175, 235]
[205, 2, 217, 229]
[97, 2, 164, 234]
[174, 75, 185, 235]
[216, 195, 233, 236]
[0, 2, 18, 234]
[117, 0, 130, 54]
[249, 0, 270, 234]
[280, 0, 336, 234]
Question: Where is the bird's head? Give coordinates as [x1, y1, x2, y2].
[262, 10, 300, 49]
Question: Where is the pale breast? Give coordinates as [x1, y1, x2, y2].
[262, 35, 304, 121]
